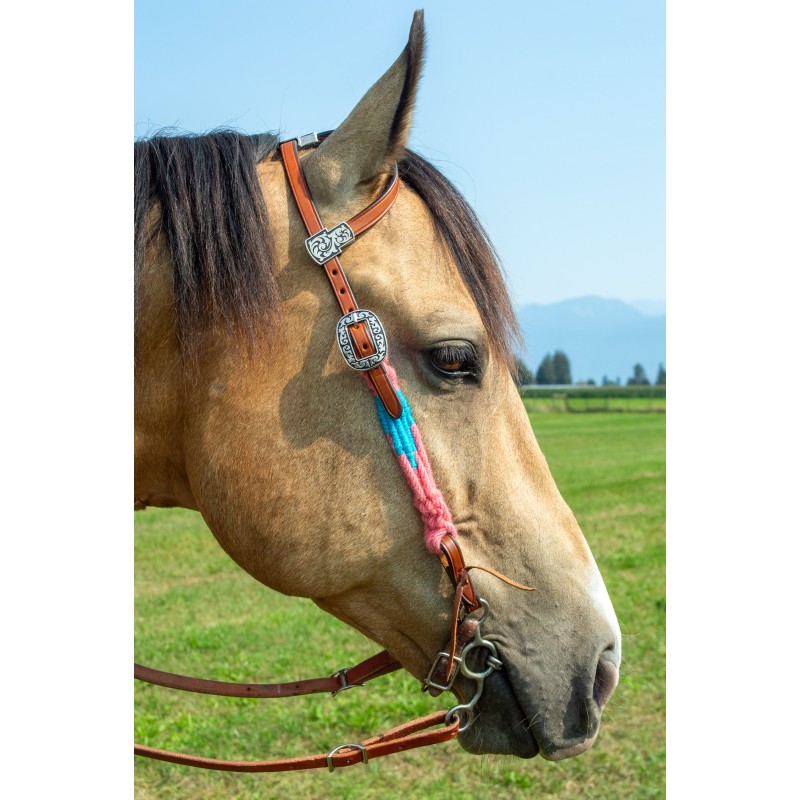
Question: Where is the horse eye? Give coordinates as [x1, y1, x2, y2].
[429, 344, 478, 377]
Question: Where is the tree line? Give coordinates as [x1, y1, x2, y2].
[515, 351, 666, 387]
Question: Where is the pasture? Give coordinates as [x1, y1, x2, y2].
[520, 387, 666, 414]
[135, 411, 665, 799]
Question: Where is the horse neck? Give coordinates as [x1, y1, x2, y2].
[134, 247, 197, 511]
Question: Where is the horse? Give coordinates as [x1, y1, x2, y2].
[134, 11, 621, 764]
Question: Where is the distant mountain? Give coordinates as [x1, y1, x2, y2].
[629, 298, 667, 316]
[516, 296, 666, 384]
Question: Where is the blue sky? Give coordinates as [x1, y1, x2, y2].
[135, 0, 665, 307]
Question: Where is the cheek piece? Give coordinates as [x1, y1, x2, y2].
[280, 135, 459, 557]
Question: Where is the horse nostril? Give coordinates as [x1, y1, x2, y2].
[593, 651, 619, 709]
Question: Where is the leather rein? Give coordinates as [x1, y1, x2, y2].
[134, 132, 528, 773]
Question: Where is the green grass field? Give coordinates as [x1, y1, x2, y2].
[522, 395, 666, 414]
[135, 411, 665, 799]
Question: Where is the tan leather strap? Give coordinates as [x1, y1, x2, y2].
[426, 617, 479, 699]
[347, 164, 400, 236]
[444, 572, 472, 683]
[134, 650, 400, 699]
[426, 556, 537, 695]
[464, 563, 538, 592]
[280, 139, 402, 419]
[438, 534, 481, 612]
[282, 136, 400, 238]
[135, 711, 458, 772]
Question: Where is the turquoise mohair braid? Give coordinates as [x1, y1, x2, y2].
[374, 390, 418, 469]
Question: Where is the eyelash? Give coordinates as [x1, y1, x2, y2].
[428, 344, 479, 378]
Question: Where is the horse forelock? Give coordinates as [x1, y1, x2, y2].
[399, 150, 521, 369]
[133, 131, 519, 368]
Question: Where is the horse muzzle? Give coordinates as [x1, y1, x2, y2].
[455, 633, 620, 760]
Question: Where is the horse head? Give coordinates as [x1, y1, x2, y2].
[134, 11, 620, 761]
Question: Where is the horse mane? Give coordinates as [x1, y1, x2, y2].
[134, 130, 520, 366]
[134, 130, 281, 356]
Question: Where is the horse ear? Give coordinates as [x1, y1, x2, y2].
[302, 10, 425, 205]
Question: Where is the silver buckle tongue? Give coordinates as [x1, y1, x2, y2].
[305, 222, 355, 265]
[336, 309, 387, 371]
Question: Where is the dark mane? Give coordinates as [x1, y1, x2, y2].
[134, 129, 280, 355]
[134, 131, 520, 366]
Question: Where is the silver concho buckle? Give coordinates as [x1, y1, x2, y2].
[305, 222, 355, 265]
[336, 310, 387, 372]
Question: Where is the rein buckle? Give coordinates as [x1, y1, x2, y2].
[326, 743, 369, 772]
[424, 653, 462, 693]
[330, 667, 366, 696]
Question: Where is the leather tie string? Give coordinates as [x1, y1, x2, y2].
[443, 566, 536, 684]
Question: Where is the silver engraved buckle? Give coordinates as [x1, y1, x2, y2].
[336, 309, 387, 371]
[305, 222, 355, 265]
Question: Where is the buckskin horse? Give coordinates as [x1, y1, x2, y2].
[134, 10, 620, 772]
